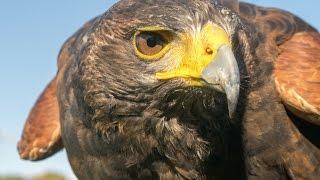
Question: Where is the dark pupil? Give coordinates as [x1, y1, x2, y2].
[146, 35, 158, 48]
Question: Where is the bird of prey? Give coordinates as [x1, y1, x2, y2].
[18, 0, 320, 179]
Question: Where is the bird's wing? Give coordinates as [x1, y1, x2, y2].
[274, 32, 320, 125]
[17, 16, 97, 161]
[239, 2, 320, 125]
[17, 36, 74, 161]
[239, 3, 320, 178]
[17, 77, 63, 161]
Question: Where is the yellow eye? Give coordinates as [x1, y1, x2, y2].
[134, 30, 171, 60]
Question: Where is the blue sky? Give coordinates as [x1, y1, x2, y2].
[0, 0, 319, 179]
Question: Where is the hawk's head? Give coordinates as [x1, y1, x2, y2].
[80, 0, 244, 120]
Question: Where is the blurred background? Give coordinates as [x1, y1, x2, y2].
[0, 0, 319, 179]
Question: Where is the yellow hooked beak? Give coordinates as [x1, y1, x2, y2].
[156, 23, 240, 117]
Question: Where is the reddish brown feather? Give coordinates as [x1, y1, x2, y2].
[17, 78, 63, 161]
[274, 32, 320, 125]
[17, 21, 78, 161]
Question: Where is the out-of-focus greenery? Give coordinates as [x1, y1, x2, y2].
[0, 172, 66, 180]
[32, 172, 65, 180]
[0, 176, 23, 180]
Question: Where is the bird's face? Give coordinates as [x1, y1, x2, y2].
[133, 20, 239, 117]
[80, 0, 242, 116]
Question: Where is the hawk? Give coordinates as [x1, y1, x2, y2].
[18, 0, 320, 179]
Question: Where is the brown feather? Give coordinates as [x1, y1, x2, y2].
[239, 3, 320, 179]
[274, 32, 320, 125]
[17, 78, 62, 161]
[17, 15, 84, 161]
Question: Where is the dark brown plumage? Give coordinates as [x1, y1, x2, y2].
[18, 0, 320, 179]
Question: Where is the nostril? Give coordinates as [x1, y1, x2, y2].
[206, 48, 213, 55]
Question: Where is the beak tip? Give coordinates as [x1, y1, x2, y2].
[201, 45, 240, 119]
[226, 84, 239, 119]
[228, 103, 237, 119]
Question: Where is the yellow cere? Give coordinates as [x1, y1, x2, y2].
[155, 22, 230, 85]
[133, 26, 173, 61]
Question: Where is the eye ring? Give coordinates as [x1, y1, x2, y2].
[133, 30, 172, 60]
